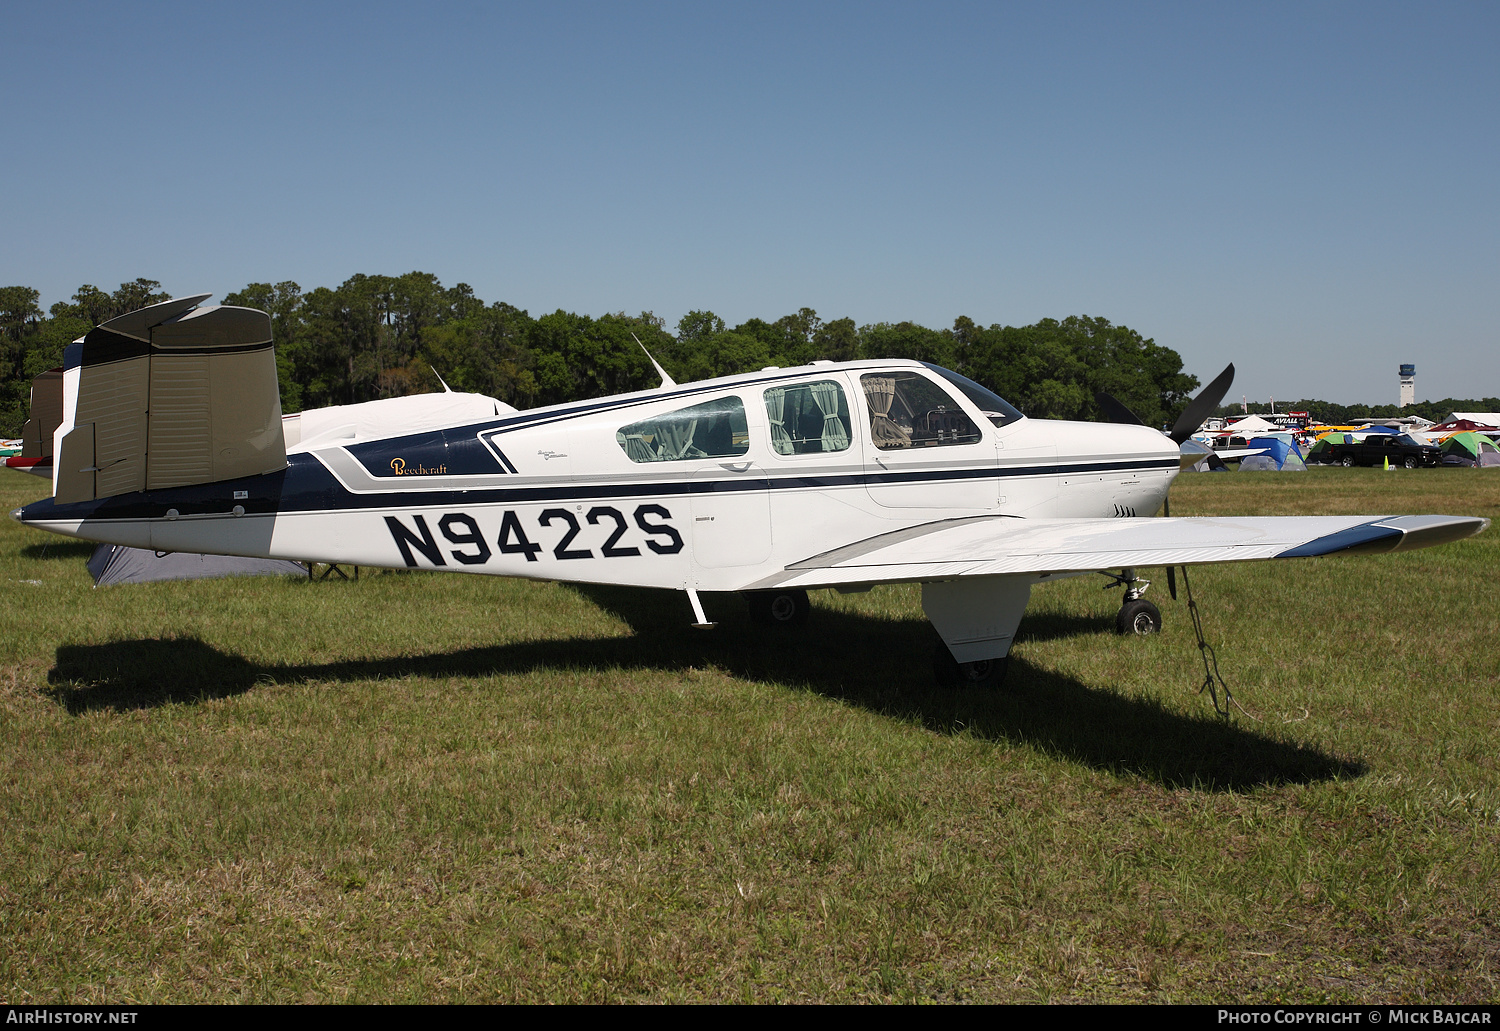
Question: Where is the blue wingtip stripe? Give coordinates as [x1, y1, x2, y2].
[1277, 521, 1402, 558]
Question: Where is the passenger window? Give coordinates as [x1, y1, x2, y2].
[616, 396, 749, 463]
[763, 380, 851, 455]
[861, 372, 981, 450]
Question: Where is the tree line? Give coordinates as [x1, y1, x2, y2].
[3, 272, 1209, 437]
[1215, 397, 1500, 426]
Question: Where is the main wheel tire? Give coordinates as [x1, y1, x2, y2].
[932, 641, 1009, 688]
[1116, 598, 1162, 635]
[746, 589, 810, 626]
[1341, 454, 1356, 468]
[1404, 456, 1417, 469]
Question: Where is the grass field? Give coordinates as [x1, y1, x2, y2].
[1, 466, 1497, 1003]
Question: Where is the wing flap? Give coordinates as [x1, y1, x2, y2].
[749, 514, 1489, 590]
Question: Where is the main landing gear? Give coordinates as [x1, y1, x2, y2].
[742, 584, 1017, 689]
[745, 588, 811, 626]
[1102, 568, 1162, 635]
[932, 642, 1009, 688]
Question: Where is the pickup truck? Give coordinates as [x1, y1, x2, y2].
[1325, 433, 1442, 468]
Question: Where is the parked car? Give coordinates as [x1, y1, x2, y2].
[1325, 433, 1442, 468]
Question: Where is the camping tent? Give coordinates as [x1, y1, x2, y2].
[1439, 432, 1500, 468]
[87, 545, 309, 586]
[1306, 432, 1350, 464]
[1239, 436, 1307, 472]
[1180, 439, 1230, 472]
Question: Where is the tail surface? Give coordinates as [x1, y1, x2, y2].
[50, 294, 286, 503]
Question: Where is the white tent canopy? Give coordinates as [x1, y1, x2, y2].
[1219, 415, 1280, 436]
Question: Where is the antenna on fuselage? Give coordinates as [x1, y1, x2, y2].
[631, 333, 677, 389]
[429, 366, 454, 393]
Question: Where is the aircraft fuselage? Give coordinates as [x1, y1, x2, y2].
[15, 360, 1180, 593]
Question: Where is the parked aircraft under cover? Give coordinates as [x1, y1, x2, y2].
[10, 295, 1489, 686]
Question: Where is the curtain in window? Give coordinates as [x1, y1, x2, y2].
[764, 387, 792, 454]
[617, 432, 656, 462]
[808, 381, 849, 452]
[657, 415, 699, 460]
[862, 376, 910, 449]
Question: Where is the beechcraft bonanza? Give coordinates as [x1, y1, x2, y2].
[9, 295, 1490, 685]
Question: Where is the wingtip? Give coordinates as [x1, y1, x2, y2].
[1277, 515, 1489, 558]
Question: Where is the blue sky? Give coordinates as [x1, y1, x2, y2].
[4, 1, 1496, 406]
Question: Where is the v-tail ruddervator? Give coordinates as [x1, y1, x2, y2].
[9, 295, 1489, 686]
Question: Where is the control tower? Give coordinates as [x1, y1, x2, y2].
[1399, 364, 1415, 408]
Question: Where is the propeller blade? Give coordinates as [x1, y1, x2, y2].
[1169, 363, 1235, 444]
[1167, 565, 1177, 601]
[1095, 391, 1145, 426]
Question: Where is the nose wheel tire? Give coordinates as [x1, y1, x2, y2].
[746, 589, 810, 626]
[1116, 598, 1162, 635]
[932, 642, 1009, 688]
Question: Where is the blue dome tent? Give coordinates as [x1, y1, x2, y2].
[1239, 436, 1307, 472]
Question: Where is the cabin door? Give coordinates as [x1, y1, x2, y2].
[857, 370, 999, 511]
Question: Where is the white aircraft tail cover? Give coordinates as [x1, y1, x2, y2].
[52, 296, 287, 503]
[20, 368, 63, 459]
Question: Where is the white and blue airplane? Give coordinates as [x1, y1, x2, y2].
[10, 294, 1489, 685]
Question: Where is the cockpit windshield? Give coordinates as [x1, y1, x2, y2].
[921, 364, 1025, 428]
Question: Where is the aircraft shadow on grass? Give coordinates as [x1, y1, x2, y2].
[47, 583, 1361, 791]
[20, 540, 96, 560]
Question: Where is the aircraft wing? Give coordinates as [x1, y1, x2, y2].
[747, 514, 1489, 590]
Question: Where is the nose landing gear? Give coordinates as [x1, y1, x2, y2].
[1116, 597, 1162, 635]
[1102, 568, 1162, 635]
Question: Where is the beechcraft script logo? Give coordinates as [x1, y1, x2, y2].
[390, 457, 449, 476]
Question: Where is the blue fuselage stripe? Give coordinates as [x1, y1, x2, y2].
[19, 453, 1176, 524]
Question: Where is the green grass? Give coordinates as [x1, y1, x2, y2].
[1, 466, 1497, 1002]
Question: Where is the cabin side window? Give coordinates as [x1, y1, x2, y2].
[763, 380, 851, 455]
[861, 372, 981, 450]
[616, 396, 750, 463]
